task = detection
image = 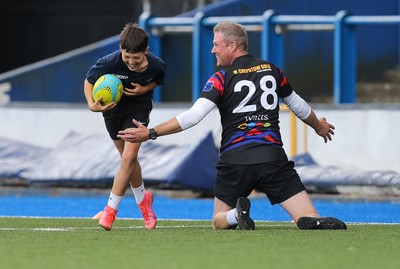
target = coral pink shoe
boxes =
[138,191,157,229]
[98,205,117,231]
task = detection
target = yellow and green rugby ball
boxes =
[92,74,123,105]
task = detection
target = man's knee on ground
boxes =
[212,213,231,230]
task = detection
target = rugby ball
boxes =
[92,74,123,105]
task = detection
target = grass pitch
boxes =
[0,217,398,269]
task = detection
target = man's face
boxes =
[120,47,148,71]
[211,31,231,67]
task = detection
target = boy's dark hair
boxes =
[120,22,149,53]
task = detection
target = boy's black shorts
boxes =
[214,160,306,208]
[104,109,150,140]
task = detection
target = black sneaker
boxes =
[235,197,255,230]
[227,224,238,230]
[297,216,347,230]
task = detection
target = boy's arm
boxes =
[123,81,158,96]
[83,79,95,107]
[83,79,117,112]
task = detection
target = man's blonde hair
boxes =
[213,21,248,51]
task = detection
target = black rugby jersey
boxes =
[200,54,294,165]
[86,50,166,119]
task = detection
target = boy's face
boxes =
[120,47,149,72]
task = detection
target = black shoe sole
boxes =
[297,216,347,230]
[236,197,255,230]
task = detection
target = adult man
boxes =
[117,21,346,230]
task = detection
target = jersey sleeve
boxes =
[176,98,216,130]
[85,55,113,84]
[152,62,166,86]
[199,70,225,104]
[148,53,167,86]
[276,67,294,98]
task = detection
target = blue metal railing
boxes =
[1,10,399,104]
[140,10,400,104]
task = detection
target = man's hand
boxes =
[315,117,335,143]
[117,119,150,143]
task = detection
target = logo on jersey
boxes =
[115,74,129,80]
[203,71,224,94]
[233,64,271,74]
[221,120,282,153]
[244,115,269,121]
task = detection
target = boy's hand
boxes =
[89,97,117,112]
[124,83,146,96]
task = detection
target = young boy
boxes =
[83,22,166,230]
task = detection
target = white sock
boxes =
[107,192,123,210]
[226,208,238,225]
[131,183,146,204]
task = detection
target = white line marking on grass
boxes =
[345,222,400,225]
[0,227,76,231]
[0,223,316,232]
[2,216,400,225]
[1,221,399,232]
[0,216,212,221]
[0,224,212,232]
[128,225,212,229]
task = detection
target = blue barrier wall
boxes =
[0,0,398,103]
[0,36,120,103]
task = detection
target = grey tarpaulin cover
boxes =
[1,133,399,194]
[1,131,219,192]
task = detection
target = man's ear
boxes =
[230,42,238,52]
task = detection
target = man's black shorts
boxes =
[214,160,306,208]
[104,109,150,140]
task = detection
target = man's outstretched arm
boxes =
[283,91,335,143]
[117,98,216,143]
[117,118,183,143]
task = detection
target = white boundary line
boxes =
[1,215,400,225]
[0,221,399,232]
[0,225,212,232]
[0,224,290,232]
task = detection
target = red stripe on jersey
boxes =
[209,72,224,95]
[247,128,262,136]
[265,134,282,145]
[279,70,288,87]
[232,136,244,144]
